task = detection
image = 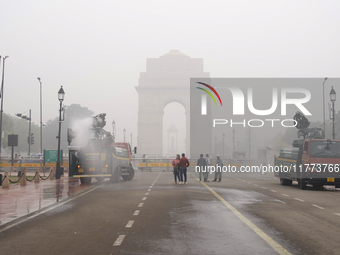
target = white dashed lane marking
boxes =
[334,213,340,216]
[125,220,134,228]
[261,187,267,189]
[142,197,147,200]
[133,210,140,216]
[145,192,149,195]
[282,194,289,197]
[147,189,151,191]
[254,184,258,186]
[149,186,153,188]
[113,235,126,246]
[312,204,325,210]
[138,203,144,207]
[271,190,277,193]
[294,198,304,202]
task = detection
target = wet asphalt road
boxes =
[1,171,340,255]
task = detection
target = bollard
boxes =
[2,172,9,189]
[49,167,55,180]
[34,169,40,183]
[20,168,27,186]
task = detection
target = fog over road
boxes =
[1,171,340,255]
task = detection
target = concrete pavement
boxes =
[0,171,340,254]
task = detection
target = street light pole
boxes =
[0,56,9,160]
[38,77,43,153]
[28,110,31,155]
[56,86,65,180]
[123,128,126,142]
[323,77,328,137]
[330,86,336,139]
[222,133,225,159]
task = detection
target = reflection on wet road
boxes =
[0,178,92,226]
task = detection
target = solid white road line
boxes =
[294,198,304,202]
[113,235,126,246]
[312,204,325,210]
[142,197,147,200]
[133,210,140,216]
[125,220,134,228]
[138,203,144,207]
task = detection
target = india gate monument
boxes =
[136,50,210,157]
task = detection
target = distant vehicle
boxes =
[69,113,135,184]
[21,153,43,164]
[276,112,340,189]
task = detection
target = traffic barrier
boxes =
[34,169,40,183]
[49,168,55,180]
[2,172,9,189]
[20,169,27,186]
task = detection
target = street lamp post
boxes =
[323,77,328,137]
[112,120,115,141]
[38,77,43,153]
[0,56,9,160]
[330,86,336,139]
[56,86,65,180]
[123,128,126,142]
[222,133,225,159]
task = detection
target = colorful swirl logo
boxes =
[196,82,222,106]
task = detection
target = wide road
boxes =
[1,170,340,255]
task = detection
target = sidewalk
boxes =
[0,176,87,227]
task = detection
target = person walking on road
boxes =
[204,154,211,182]
[171,154,181,184]
[178,153,190,184]
[197,154,207,181]
[212,154,223,182]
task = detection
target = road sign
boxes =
[44,150,62,163]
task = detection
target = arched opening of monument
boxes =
[163,102,186,158]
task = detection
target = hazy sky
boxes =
[1,0,339,147]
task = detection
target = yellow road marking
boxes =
[194,175,291,255]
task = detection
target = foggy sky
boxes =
[1,0,340,147]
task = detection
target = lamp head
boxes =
[58,86,65,101]
[330,86,336,102]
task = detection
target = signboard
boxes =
[8,134,18,147]
[44,150,63,163]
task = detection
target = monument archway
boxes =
[136,50,209,157]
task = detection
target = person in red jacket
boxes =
[178,153,190,184]
[171,154,181,184]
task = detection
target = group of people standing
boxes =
[197,154,223,182]
[171,153,223,184]
[171,153,190,184]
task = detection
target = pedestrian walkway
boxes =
[0,177,87,226]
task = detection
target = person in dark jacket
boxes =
[178,153,190,184]
[197,154,207,181]
[212,155,223,182]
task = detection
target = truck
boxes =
[68,113,135,184]
[276,111,340,189]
